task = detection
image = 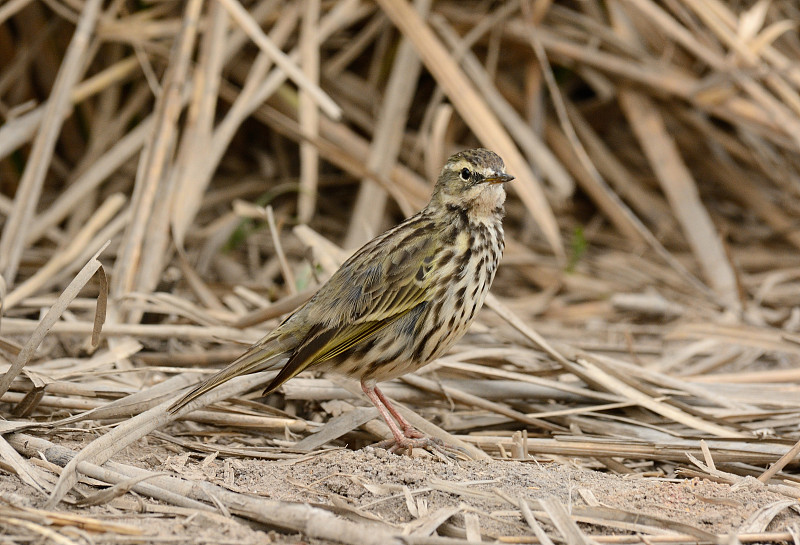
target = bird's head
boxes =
[430,148,514,216]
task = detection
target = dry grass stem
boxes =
[3,0,800,543]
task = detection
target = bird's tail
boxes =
[168,343,288,413]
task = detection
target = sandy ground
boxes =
[2,429,798,544]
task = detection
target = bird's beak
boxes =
[485,173,514,185]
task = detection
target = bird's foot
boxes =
[363,383,469,459]
[375,434,443,454]
[375,431,469,460]
[400,426,426,440]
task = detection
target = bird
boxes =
[169,148,514,452]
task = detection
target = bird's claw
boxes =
[374,433,469,460]
[375,435,442,453]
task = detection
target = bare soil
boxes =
[2,429,798,544]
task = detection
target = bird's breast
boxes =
[410,214,504,363]
[336,212,504,384]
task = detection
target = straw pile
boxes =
[2,0,800,543]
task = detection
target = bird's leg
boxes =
[361,381,410,445]
[361,381,433,452]
[372,384,424,439]
[361,381,466,459]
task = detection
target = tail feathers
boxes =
[168,346,287,413]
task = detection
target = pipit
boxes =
[170,148,513,451]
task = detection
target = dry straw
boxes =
[2,0,800,543]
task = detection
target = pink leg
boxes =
[361,381,408,445]
[361,381,437,453]
[373,385,423,439]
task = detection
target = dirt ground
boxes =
[2,430,799,544]
[4,0,800,543]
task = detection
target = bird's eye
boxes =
[460,168,471,181]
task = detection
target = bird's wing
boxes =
[261,227,440,394]
[170,219,441,411]
[315,219,440,324]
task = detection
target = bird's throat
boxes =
[469,184,506,222]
